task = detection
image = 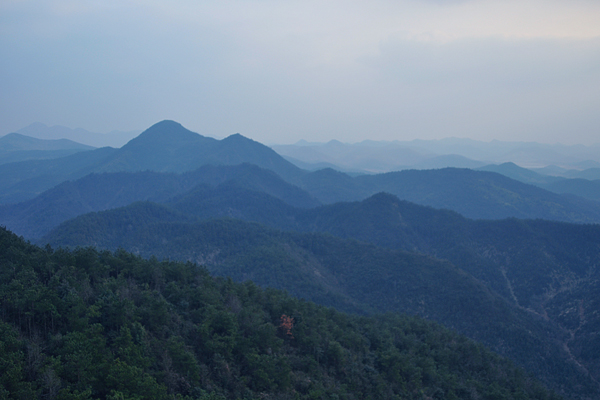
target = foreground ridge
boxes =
[0,227,559,399]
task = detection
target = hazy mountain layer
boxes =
[0,164,319,239]
[3,120,600,225]
[478,163,600,202]
[0,121,306,204]
[0,132,96,165]
[272,138,600,172]
[298,167,600,223]
[96,121,304,182]
[15,121,140,147]
[0,147,118,204]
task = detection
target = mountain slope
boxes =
[478,163,600,202]
[298,167,600,223]
[16,121,140,147]
[0,164,319,239]
[0,147,118,204]
[0,132,91,151]
[0,121,307,204]
[41,203,598,398]
[478,162,563,186]
[0,226,561,399]
[97,121,305,182]
[543,179,600,202]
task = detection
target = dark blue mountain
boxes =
[0,164,319,239]
[0,121,306,204]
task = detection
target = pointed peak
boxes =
[148,120,183,129]
[127,120,202,146]
[223,133,251,141]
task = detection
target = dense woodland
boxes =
[40,200,600,398]
[0,227,560,399]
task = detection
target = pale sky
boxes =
[1,0,599,144]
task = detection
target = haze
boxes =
[1,0,599,145]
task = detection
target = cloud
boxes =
[1,0,599,144]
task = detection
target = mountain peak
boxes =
[124,120,202,148]
[141,120,192,137]
[223,133,252,142]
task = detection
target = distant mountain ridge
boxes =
[298,167,600,223]
[479,162,600,202]
[2,119,600,226]
[8,119,600,398]
[97,121,304,182]
[14,122,140,148]
[0,120,306,204]
[0,132,94,152]
[0,163,319,239]
[272,137,600,173]
[0,132,95,166]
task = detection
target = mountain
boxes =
[410,154,486,169]
[4,120,600,225]
[0,147,118,204]
[533,166,600,180]
[15,122,140,147]
[0,227,561,399]
[272,140,431,173]
[0,133,95,165]
[0,121,306,204]
[273,138,600,172]
[564,168,600,180]
[478,163,600,203]
[477,162,562,186]
[40,195,600,398]
[298,167,600,223]
[542,179,600,202]
[0,132,93,152]
[0,164,319,239]
[279,155,360,174]
[396,138,600,168]
[0,171,190,238]
[97,121,305,182]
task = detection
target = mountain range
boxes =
[13,122,140,148]
[4,119,600,398]
[3,120,600,224]
[479,162,600,203]
[39,189,600,398]
[0,132,94,165]
[273,138,600,173]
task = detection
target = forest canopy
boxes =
[0,227,560,399]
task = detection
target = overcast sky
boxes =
[1,0,599,144]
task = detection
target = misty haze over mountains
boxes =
[3,119,600,398]
[13,122,141,148]
[272,138,600,174]
[3,1,599,397]
[6,121,600,174]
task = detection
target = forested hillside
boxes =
[4,120,600,398]
[41,203,600,398]
[0,227,560,399]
